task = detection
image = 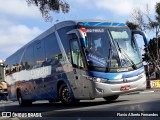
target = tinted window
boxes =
[34,40,45,66]
[58,26,75,52]
[24,45,35,69]
[57,26,75,62]
[44,33,61,59]
[6,49,24,73]
[70,35,84,68]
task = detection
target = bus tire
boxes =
[59,83,79,105]
[103,95,119,101]
[17,90,32,106]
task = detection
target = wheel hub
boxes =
[62,87,70,102]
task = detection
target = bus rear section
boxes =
[5,20,148,105]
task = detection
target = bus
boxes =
[5,20,148,105]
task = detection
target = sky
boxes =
[0,0,160,60]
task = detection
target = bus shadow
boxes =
[2,99,129,113]
[47,100,129,108]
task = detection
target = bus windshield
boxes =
[84,27,142,71]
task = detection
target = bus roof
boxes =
[55,19,126,29]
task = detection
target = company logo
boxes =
[1,112,42,118]
[2,112,11,118]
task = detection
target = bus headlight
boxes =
[93,77,107,83]
[84,75,107,83]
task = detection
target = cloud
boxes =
[95,15,106,20]
[69,0,90,4]
[95,0,160,16]
[0,0,41,19]
[0,18,42,59]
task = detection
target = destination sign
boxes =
[86,29,104,33]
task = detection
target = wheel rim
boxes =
[62,87,71,103]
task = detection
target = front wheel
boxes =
[59,83,79,105]
[103,95,119,101]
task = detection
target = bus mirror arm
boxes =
[132,30,149,45]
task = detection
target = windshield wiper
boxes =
[107,46,113,72]
[116,41,137,69]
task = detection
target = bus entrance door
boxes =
[72,68,94,99]
[69,34,94,99]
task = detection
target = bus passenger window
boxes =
[34,41,45,67]
[70,39,84,68]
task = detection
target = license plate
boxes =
[120,85,131,91]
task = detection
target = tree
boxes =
[126,7,148,31]
[126,3,160,77]
[147,38,160,74]
[26,0,70,21]
[126,21,138,30]
[152,2,160,37]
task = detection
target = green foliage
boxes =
[126,21,138,30]
[142,46,151,62]
[148,3,160,37]
[148,38,158,59]
[148,21,159,28]
[26,0,70,21]
[127,3,160,75]
[156,2,160,22]
[143,38,160,66]
[127,2,160,37]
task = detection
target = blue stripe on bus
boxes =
[78,22,126,27]
[88,67,144,80]
[93,22,105,26]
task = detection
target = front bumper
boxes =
[93,75,146,98]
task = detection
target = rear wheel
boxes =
[59,83,79,105]
[103,95,119,101]
[17,90,32,106]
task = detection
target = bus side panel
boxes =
[19,32,63,101]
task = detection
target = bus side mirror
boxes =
[132,30,149,45]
